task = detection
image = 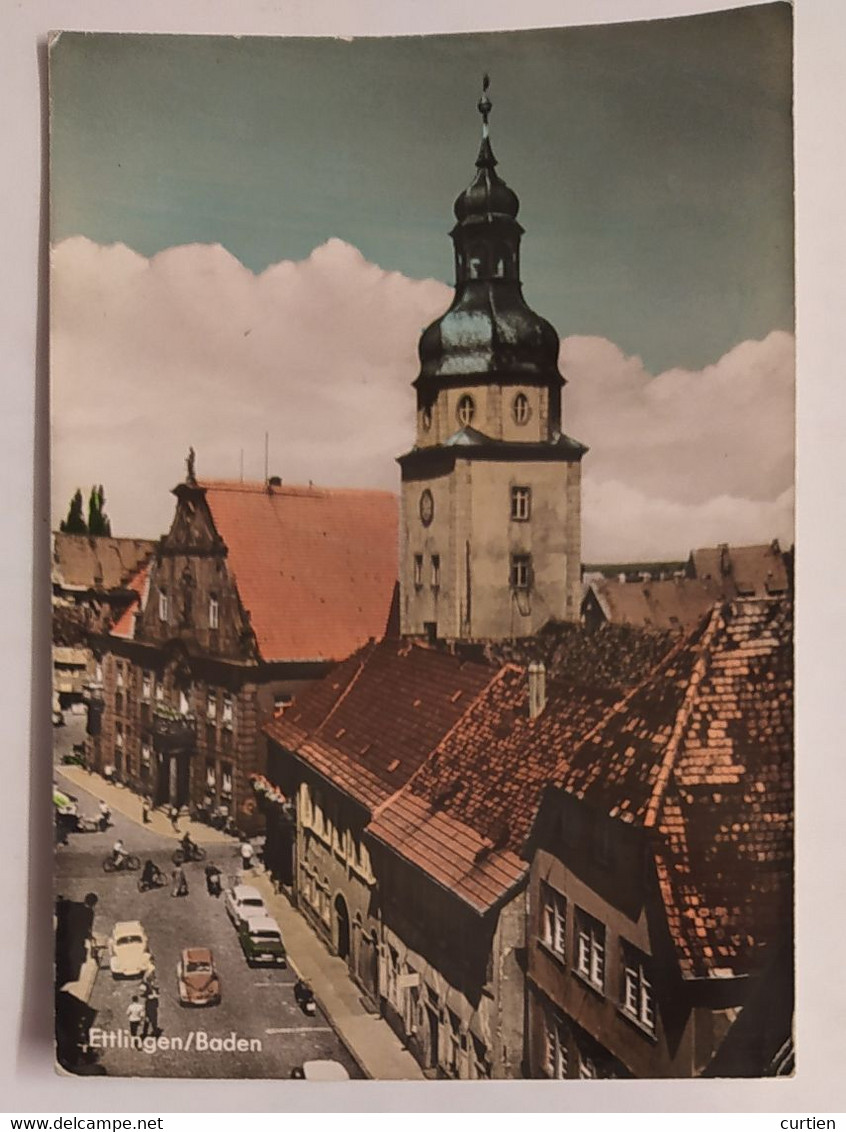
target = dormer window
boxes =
[209,594,219,630]
[456,395,475,427]
[158,588,169,623]
[513,392,531,424]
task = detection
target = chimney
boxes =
[528,661,547,720]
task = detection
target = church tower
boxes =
[398,78,586,642]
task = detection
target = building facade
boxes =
[525,599,793,1078]
[86,474,397,828]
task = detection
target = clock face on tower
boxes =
[419,489,434,527]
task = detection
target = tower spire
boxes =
[478,73,492,140]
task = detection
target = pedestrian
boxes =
[98,800,111,832]
[169,805,179,832]
[205,862,222,898]
[141,796,150,825]
[240,838,254,875]
[143,980,160,1038]
[171,864,188,898]
[127,996,144,1042]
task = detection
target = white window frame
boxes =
[140,741,151,766]
[141,671,152,701]
[207,691,217,721]
[544,1010,568,1079]
[158,589,169,623]
[456,394,475,427]
[209,595,219,630]
[541,883,567,957]
[413,554,423,588]
[513,391,531,425]
[431,554,441,589]
[511,485,531,522]
[115,663,124,689]
[575,908,606,992]
[510,553,532,590]
[222,694,233,727]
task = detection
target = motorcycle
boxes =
[294,977,317,1016]
[102,852,141,873]
[173,841,207,865]
[138,868,167,892]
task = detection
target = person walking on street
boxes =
[240,838,254,875]
[169,805,180,832]
[205,862,222,897]
[141,796,150,824]
[98,800,111,832]
[127,996,144,1042]
[171,864,188,898]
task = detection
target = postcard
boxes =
[50,7,794,1081]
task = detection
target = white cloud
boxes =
[51,236,794,560]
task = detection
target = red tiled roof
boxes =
[52,534,156,591]
[264,639,497,810]
[558,598,793,978]
[109,564,151,640]
[199,480,398,663]
[369,668,620,913]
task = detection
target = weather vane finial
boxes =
[478,73,492,138]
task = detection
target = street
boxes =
[54,715,360,1079]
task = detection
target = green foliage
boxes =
[59,489,87,535]
[88,484,112,536]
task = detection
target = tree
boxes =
[87,485,112,536]
[59,489,87,535]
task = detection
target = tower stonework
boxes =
[398,80,586,643]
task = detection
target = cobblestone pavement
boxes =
[54,722,360,1080]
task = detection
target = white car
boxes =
[299,1060,350,1081]
[224,884,267,928]
[108,920,152,979]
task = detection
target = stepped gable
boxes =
[369,666,621,913]
[264,639,497,811]
[557,599,793,977]
[52,534,156,591]
[199,480,398,664]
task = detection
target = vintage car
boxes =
[176,947,221,1007]
[108,920,152,979]
[224,884,267,929]
[293,1060,351,1081]
[237,913,286,967]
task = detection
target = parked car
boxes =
[292,1060,351,1081]
[224,884,267,928]
[237,913,286,967]
[108,920,152,979]
[176,947,221,1007]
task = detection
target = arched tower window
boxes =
[421,406,432,432]
[457,395,475,427]
[512,392,531,425]
[467,245,485,280]
[493,243,511,279]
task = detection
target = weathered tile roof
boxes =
[488,619,677,689]
[584,576,724,632]
[264,640,497,810]
[558,598,793,978]
[52,534,156,591]
[199,480,398,664]
[369,667,620,913]
[689,541,789,598]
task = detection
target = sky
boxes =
[49,6,794,560]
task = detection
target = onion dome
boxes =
[415,75,563,401]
